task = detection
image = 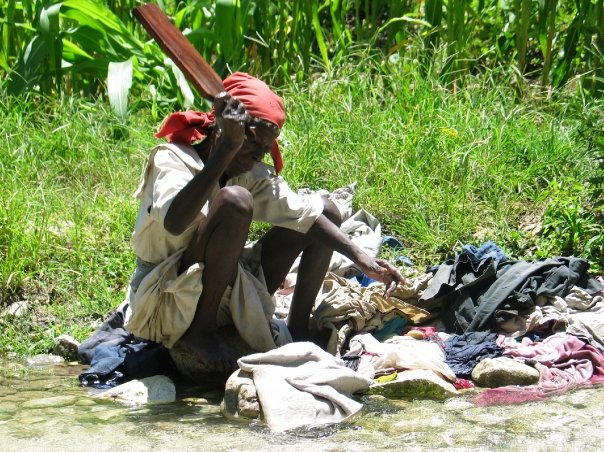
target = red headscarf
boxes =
[155,72,285,174]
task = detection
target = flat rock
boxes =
[95,375,175,405]
[368,369,457,399]
[471,357,540,388]
[21,395,78,409]
[24,354,64,367]
[221,369,261,420]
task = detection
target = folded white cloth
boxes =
[237,342,372,432]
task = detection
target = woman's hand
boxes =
[213,92,247,151]
[358,257,405,298]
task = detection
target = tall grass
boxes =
[1,0,603,110]
[1,55,602,356]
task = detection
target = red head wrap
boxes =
[155,72,285,174]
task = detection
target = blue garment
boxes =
[78,303,171,388]
[79,339,170,389]
[462,241,507,263]
[443,332,503,378]
[354,273,378,287]
[381,235,413,266]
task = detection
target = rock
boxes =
[21,395,78,409]
[368,369,457,399]
[24,354,64,367]
[471,357,540,388]
[3,300,28,317]
[221,369,261,420]
[52,334,80,361]
[95,375,176,405]
[169,325,255,382]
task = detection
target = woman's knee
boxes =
[321,197,342,227]
[214,186,253,219]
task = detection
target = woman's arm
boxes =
[164,93,247,235]
[306,214,405,296]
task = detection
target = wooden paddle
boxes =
[133,3,224,101]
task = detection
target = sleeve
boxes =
[149,149,196,226]
[244,168,324,233]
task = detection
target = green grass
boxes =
[0,58,602,357]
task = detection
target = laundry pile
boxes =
[76,185,604,432]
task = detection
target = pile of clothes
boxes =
[76,189,604,431]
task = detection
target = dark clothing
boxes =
[443,332,503,378]
[421,253,603,334]
[78,304,172,389]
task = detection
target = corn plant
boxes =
[2,0,604,111]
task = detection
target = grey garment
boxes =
[130,257,157,293]
[421,254,603,334]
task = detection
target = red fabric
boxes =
[155,72,285,174]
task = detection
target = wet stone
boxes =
[75,398,97,407]
[18,416,46,425]
[96,375,176,405]
[21,395,78,409]
[368,369,457,399]
[0,402,18,414]
[52,334,80,361]
[443,398,474,411]
[0,386,17,396]
[24,354,64,367]
[471,357,540,387]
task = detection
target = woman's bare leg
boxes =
[259,197,342,342]
[175,186,253,373]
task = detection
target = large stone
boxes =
[52,334,80,361]
[471,357,540,388]
[221,369,261,420]
[367,369,457,400]
[95,375,176,405]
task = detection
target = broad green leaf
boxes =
[61,38,94,61]
[108,58,133,118]
[215,0,238,62]
[7,35,48,94]
[377,15,432,35]
[311,0,330,70]
[425,0,444,27]
[65,26,109,56]
[62,0,124,35]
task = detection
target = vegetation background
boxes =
[0,0,603,357]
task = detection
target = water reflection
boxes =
[1,358,604,451]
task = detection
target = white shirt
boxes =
[131,143,324,263]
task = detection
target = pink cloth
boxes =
[474,333,604,406]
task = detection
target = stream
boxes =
[1,357,604,451]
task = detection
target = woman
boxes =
[124,72,403,376]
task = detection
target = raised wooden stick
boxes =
[133,3,224,101]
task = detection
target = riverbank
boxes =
[1,64,602,356]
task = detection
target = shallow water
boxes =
[1,359,604,452]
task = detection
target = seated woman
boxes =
[124,72,403,378]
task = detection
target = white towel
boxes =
[237,342,372,432]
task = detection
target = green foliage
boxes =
[536,179,604,266]
[1,0,604,114]
[0,3,602,357]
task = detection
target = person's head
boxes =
[155,72,286,174]
[221,72,285,177]
[224,116,280,178]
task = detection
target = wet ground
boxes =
[1,358,604,451]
